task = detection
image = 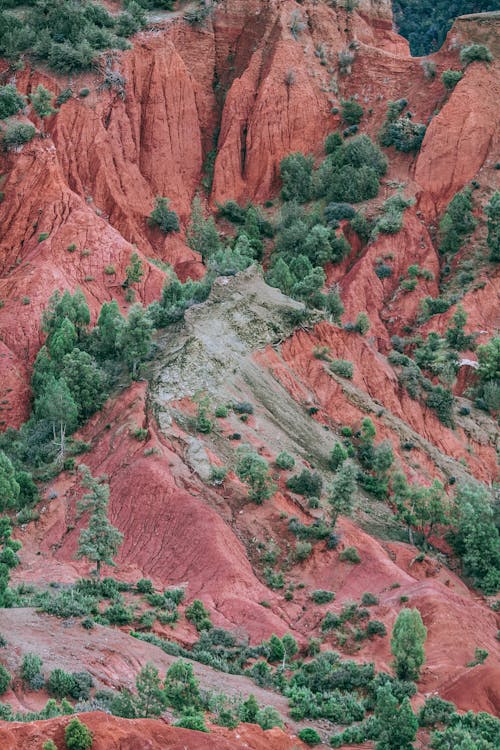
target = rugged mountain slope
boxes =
[0,0,499,747]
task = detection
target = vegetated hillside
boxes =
[0,0,499,748]
[392,0,500,55]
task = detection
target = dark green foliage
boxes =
[324,202,356,224]
[329,442,347,471]
[339,546,361,563]
[21,653,43,688]
[0,517,22,607]
[328,460,357,528]
[441,69,463,91]
[280,152,314,203]
[0,84,26,119]
[275,451,295,470]
[298,727,321,745]
[64,717,93,750]
[366,620,387,638]
[361,592,379,606]
[2,121,36,149]
[311,589,335,604]
[164,659,201,711]
[439,187,476,254]
[315,135,386,204]
[460,44,493,66]
[255,705,283,729]
[47,669,93,701]
[77,465,123,581]
[186,599,211,632]
[0,0,145,74]
[391,608,427,681]
[286,469,322,498]
[445,305,475,351]
[452,483,500,594]
[374,683,418,750]
[392,1,498,56]
[485,191,500,261]
[325,131,343,154]
[239,694,259,722]
[341,99,364,125]
[174,710,208,732]
[374,194,414,236]
[117,303,152,378]
[0,663,11,694]
[187,196,221,260]
[148,197,180,234]
[0,451,19,512]
[418,696,456,727]
[149,271,212,327]
[236,448,274,504]
[380,103,426,153]
[330,358,354,378]
[425,385,454,427]
[135,662,167,717]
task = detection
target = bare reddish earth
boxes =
[0,713,305,750]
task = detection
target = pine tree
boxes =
[34,377,78,461]
[76,466,123,580]
[30,84,56,133]
[61,348,108,421]
[92,300,124,360]
[375,683,417,750]
[327,460,357,528]
[391,608,427,681]
[0,451,20,512]
[187,195,221,260]
[48,317,77,362]
[485,191,500,262]
[135,662,167,718]
[124,251,144,288]
[265,257,296,295]
[163,660,200,711]
[236,448,274,504]
[0,517,22,606]
[117,303,153,378]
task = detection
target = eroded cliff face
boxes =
[0,0,499,739]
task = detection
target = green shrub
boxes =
[214,404,228,418]
[286,469,323,497]
[21,653,43,688]
[236,448,274,504]
[174,709,208,732]
[2,121,36,149]
[136,578,154,594]
[366,620,387,637]
[311,589,335,604]
[298,727,322,745]
[325,131,343,154]
[361,592,379,606]
[460,44,493,66]
[280,152,314,203]
[295,541,313,561]
[341,99,363,125]
[148,196,179,234]
[441,69,463,90]
[105,603,134,625]
[65,718,93,750]
[186,599,211,632]
[485,191,500,262]
[339,546,361,563]
[0,84,26,119]
[418,695,456,727]
[380,115,426,152]
[439,187,476,254]
[330,358,354,378]
[0,663,11,694]
[42,742,58,750]
[275,451,295,470]
[255,705,284,730]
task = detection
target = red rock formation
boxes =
[0,713,305,750]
